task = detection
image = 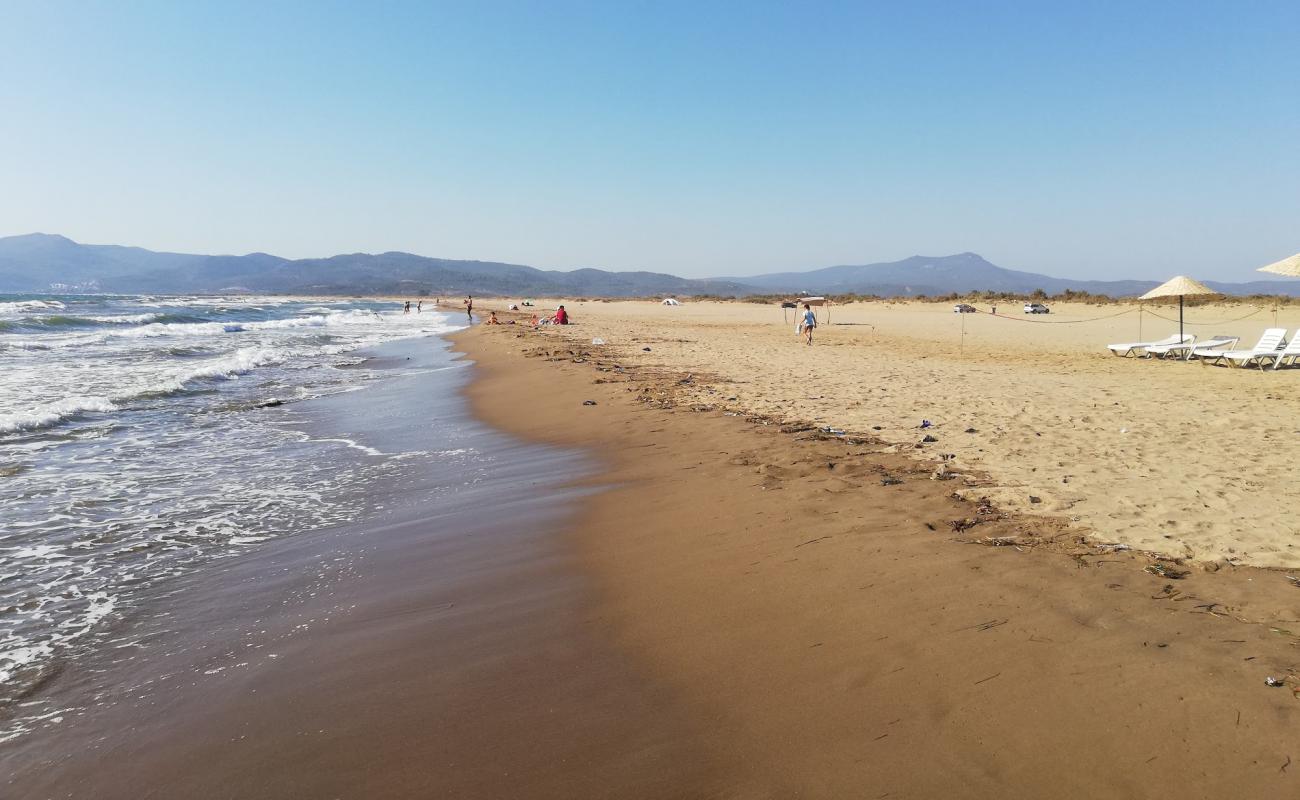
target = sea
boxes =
[0,294,467,741]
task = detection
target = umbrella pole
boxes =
[1179,295,1184,341]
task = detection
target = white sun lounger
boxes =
[1198,328,1287,370]
[1107,333,1192,358]
[1148,335,1238,361]
[1261,329,1300,370]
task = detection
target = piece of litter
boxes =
[642,347,651,351]
[1265,676,1286,687]
[921,434,937,443]
[582,400,597,406]
[920,420,932,429]
[591,338,605,345]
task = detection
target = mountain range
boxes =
[1,233,1296,298]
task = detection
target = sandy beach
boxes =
[459,313,1300,796]
[484,298,1300,569]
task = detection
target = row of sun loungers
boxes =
[1108,329,1300,370]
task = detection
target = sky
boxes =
[2,1,1297,282]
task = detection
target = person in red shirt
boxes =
[553,305,569,325]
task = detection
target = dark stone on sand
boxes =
[921,434,937,443]
[583,400,597,406]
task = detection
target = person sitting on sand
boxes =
[798,303,816,345]
[486,311,500,325]
[553,305,569,325]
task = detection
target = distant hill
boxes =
[725,252,1300,297]
[2,234,1296,298]
[0,234,751,297]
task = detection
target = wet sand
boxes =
[2,336,718,798]
[460,321,1300,798]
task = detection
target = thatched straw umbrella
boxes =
[1256,253,1300,277]
[1139,276,1218,341]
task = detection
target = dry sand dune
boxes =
[500,299,1300,568]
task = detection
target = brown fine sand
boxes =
[458,316,1300,797]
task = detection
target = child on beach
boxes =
[798,303,816,345]
[487,311,500,324]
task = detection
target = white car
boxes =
[1023,302,1050,314]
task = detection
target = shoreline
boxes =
[3,332,718,798]
[454,322,1300,796]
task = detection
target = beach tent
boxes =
[797,296,830,324]
[1256,253,1300,277]
[1139,276,1218,341]
[662,298,681,305]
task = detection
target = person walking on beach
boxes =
[403,300,411,314]
[466,296,473,321]
[799,303,817,345]
[417,300,422,313]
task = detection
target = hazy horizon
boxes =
[3,1,1297,282]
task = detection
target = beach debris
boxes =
[964,427,977,433]
[930,465,955,481]
[794,535,833,549]
[881,475,902,486]
[950,518,977,533]
[1286,575,1300,588]
[255,398,285,408]
[591,337,605,345]
[582,400,597,406]
[871,425,883,430]
[642,346,652,351]
[1028,495,1042,504]
[1144,563,1189,580]
[920,419,933,429]
[921,434,938,443]
[1265,676,1287,687]
[821,426,846,436]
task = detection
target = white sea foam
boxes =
[0,296,468,732]
[87,313,165,325]
[0,396,117,434]
[0,300,65,314]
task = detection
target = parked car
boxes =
[953,303,976,313]
[1023,302,1050,314]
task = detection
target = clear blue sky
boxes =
[2,0,1297,281]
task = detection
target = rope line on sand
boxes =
[1141,306,1267,325]
[976,308,1138,325]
